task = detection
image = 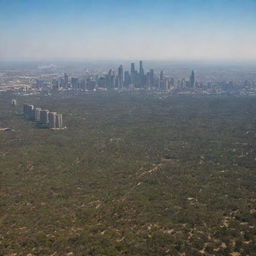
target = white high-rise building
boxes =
[49,112,57,128]
[56,113,63,128]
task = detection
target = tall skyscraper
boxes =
[130,63,136,86]
[80,79,86,90]
[118,65,124,89]
[139,60,145,87]
[146,72,150,89]
[71,77,79,90]
[190,70,195,88]
[107,69,115,89]
[160,70,164,81]
[64,73,68,87]
[60,78,65,88]
[149,69,154,88]
[181,78,186,88]
[131,63,135,74]
[139,60,144,76]
[170,77,174,87]
[52,79,59,90]
[124,71,131,88]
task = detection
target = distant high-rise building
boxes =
[170,77,174,86]
[71,77,79,90]
[64,73,68,87]
[87,79,96,90]
[23,104,27,114]
[118,65,124,89]
[146,72,151,89]
[56,113,63,128]
[181,78,186,88]
[149,69,154,88]
[114,76,119,89]
[23,104,34,120]
[49,112,57,128]
[52,79,59,90]
[40,110,49,124]
[139,60,145,87]
[11,99,17,106]
[59,78,64,88]
[23,104,28,117]
[159,79,166,90]
[130,63,137,86]
[106,69,115,89]
[80,79,86,90]
[139,60,144,76]
[97,77,106,88]
[160,70,164,81]
[190,70,195,88]
[35,79,45,89]
[124,71,131,88]
[34,108,41,122]
[164,79,169,91]
[131,63,135,74]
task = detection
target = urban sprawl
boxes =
[1,61,256,95]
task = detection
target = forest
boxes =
[1,92,256,256]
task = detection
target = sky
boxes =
[0,0,256,61]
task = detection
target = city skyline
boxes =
[1,0,256,61]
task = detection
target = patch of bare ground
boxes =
[139,163,163,177]
[120,160,166,202]
[161,229,175,234]
[116,237,125,242]
[214,242,227,252]
[198,242,209,254]
[222,216,231,227]
[88,199,101,209]
[230,252,240,256]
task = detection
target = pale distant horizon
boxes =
[1,58,256,65]
[1,0,256,62]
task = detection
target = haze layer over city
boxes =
[1,1,256,256]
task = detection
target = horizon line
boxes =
[1,58,256,63]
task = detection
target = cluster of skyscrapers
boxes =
[23,104,63,129]
[49,61,196,92]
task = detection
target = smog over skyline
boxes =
[1,0,256,61]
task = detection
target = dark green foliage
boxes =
[1,92,256,255]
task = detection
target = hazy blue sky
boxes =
[0,0,256,61]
